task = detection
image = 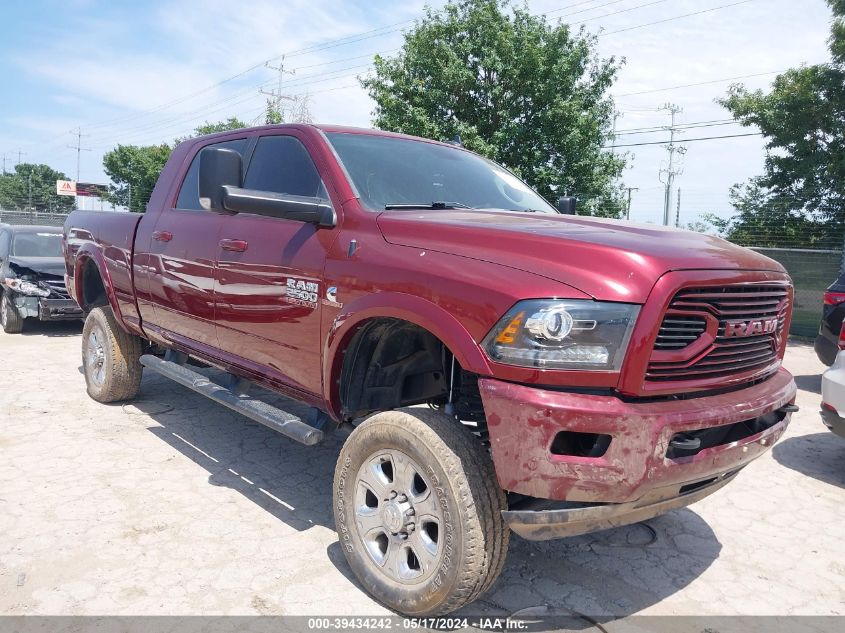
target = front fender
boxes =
[322,291,494,416]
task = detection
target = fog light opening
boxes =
[550,431,612,458]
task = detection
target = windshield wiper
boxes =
[383,201,474,210]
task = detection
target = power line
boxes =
[600,0,756,36]
[571,0,674,24]
[615,119,740,135]
[608,131,761,148]
[615,69,783,97]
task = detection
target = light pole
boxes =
[28,173,33,220]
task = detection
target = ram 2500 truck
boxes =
[63,124,797,616]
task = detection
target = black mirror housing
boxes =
[222,188,337,228]
[557,196,577,215]
[199,147,243,210]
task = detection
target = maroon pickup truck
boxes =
[63,124,797,616]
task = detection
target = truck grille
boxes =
[647,284,789,382]
[43,277,70,298]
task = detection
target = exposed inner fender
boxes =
[340,318,448,420]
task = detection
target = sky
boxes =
[0,0,834,222]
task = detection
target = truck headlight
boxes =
[1,278,51,298]
[482,300,640,370]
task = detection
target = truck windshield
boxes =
[12,232,63,257]
[326,132,556,214]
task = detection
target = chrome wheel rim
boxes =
[354,449,444,584]
[85,327,106,386]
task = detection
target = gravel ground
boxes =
[0,321,843,618]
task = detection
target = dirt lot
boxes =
[1,322,843,618]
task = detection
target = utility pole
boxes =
[68,127,91,183]
[260,56,296,123]
[610,110,621,154]
[658,103,686,226]
[625,187,638,220]
[28,173,33,220]
[15,149,26,167]
[1,152,7,174]
[675,188,682,228]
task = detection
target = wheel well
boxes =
[80,259,108,311]
[339,318,449,420]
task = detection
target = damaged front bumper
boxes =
[479,369,797,540]
[12,294,83,321]
[503,469,739,540]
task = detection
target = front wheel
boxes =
[1,293,23,334]
[333,408,509,616]
[81,306,143,403]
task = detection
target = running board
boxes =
[139,354,324,446]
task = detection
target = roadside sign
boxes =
[56,180,76,196]
[76,182,107,197]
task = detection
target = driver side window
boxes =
[244,135,327,199]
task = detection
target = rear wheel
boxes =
[333,408,509,616]
[81,306,143,403]
[1,293,23,334]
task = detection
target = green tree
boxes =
[189,117,248,137]
[361,0,626,216]
[718,0,845,246]
[103,118,247,212]
[265,99,284,124]
[0,163,75,213]
[102,143,172,213]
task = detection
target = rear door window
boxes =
[176,138,248,210]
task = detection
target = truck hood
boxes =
[7,256,66,278]
[376,210,785,303]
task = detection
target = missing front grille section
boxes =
[551,431,612,458]
[666,408,787,459]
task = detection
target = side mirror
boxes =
[557,196,577,215]
[222,189,336,228]
[199,147,243,210]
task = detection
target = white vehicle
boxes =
[821,350,845,438]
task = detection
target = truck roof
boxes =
[185,123,459,149]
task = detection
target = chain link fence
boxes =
[748,247,841,338]
[0,209,69,228]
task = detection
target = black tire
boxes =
[333,408,509,616]
[1,293,24,334]
[81,306,143,403]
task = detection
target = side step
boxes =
[139,354,324,446]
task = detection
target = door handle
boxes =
[152,230,172,242]
[219,238,248,252]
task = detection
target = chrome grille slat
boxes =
[653,315,706,351]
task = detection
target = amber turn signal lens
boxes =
[495,311,525,344]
